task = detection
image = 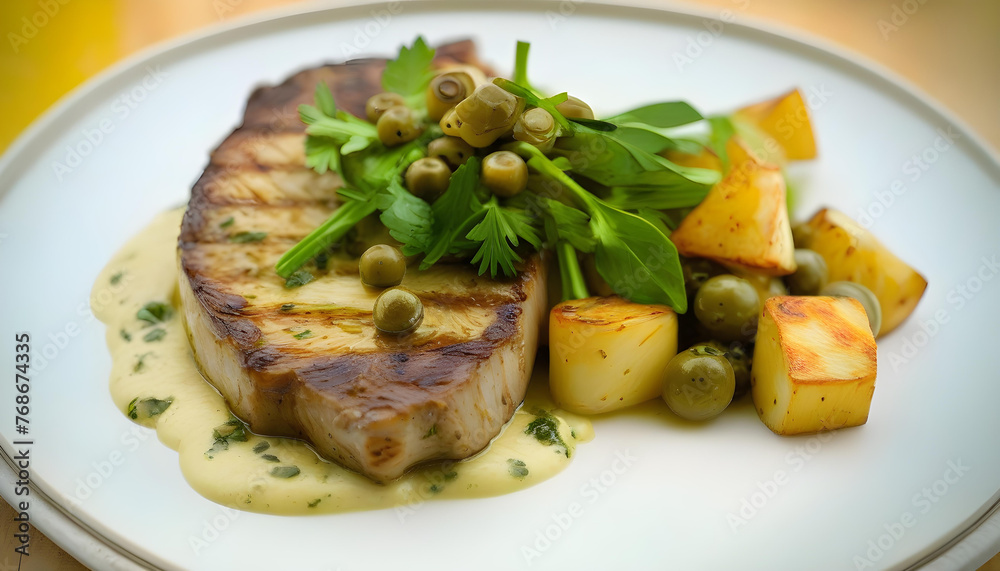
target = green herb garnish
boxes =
[284,269,314,289]
[137,302,173,325]
[270,466,300,479]
[524,410,570,458]
[120,329,132,342]
[293,329,314,340]
[261,454,280,463]
[219,216,235,228]
[308,499,322,508]
[229,231,267,243]
[127,397,173,420]
[507,458,528,479]
[110,272,124,285]
[252,441,270,454]
[143,328,166,342]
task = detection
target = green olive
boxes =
[554,95,594,120]
[681,257,726,298]
[692,341,752,398]
[426,71,476,121]
[694,275,761,341]
[376,106,421,147]
[821,281,882,335]
[454,84,524,147]
[662,346,735,421]
[427,136,474,169]
[359,244,406,288]
[404,157,452,201]
[513,108,557,151]
[481,151,528,197]
[786,249,828,295]
[791,222,814,248]
[365,92,405,123]
[372,287,424,335]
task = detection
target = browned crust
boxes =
[177,40,541,480]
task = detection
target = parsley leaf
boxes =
[420,158,486,269]
[377,177,434,255]
[284,269,315,288]
[137,302,172,325]
[382,36,436,101]
[466,200,542,278]
[605,101,703,128]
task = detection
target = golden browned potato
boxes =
[732,88,818,161]
[549,296,677,414]
[752,296,877,435]
[670,138,797,276]
[795,208,927,335]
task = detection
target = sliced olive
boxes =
[454,84,524,147]
[359,244,406,288]
[662,346,735,421]
[376,106,421,147]
[694,275,761,342]
[373,288,424,335]
[404,157,451,201]
[786,249,828,295]
[481,151,528,198]
[365,92,405,123]
[426,71,476,121]
[821,281,882,335]
[513,107,556,151]
[554,95,594,120]
[427,136,474,169]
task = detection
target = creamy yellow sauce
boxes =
[92,209,593,515]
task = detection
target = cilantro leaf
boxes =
[466,200,542,278]
[382,36,436,100]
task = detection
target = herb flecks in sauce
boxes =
[525,410,570,458]
[252,441,270,454]
[284,269,314,289]
[127,397,173,420]
[271,466,301,479]
[137,302,173,325]
[507,459,529,479]
[143,328,167,342]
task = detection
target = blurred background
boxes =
[1,0,998,568]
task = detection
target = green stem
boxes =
[509,142,598,212]
[274,199,376,278]
[557,241,589,301]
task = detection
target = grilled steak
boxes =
[178,41,547,482]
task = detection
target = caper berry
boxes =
[662,346,735,421]
[554,95,594,120]
[426,71,476,121]
[365,92,405,123]
[694,275,761,341]
[372,287,424,335]
[821,281,882,335]
[427,136,474,169]
[481,151,528,197]
[454,83,524,147]
[376,106,421,147]
[439,107,463,137]
[359,244,406,288]
[513,107,557,151]
[786,249,828,295]
[404,157,452,201]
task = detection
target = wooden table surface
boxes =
[1,0,997,569]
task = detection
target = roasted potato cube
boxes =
[670,138,797,275]
[733,88,818,161]
[549,296,677,414]
[752,296,877,435]
[796,208,927,335]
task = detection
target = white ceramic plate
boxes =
[2,1,999,569]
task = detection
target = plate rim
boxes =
[1,1,999,569]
